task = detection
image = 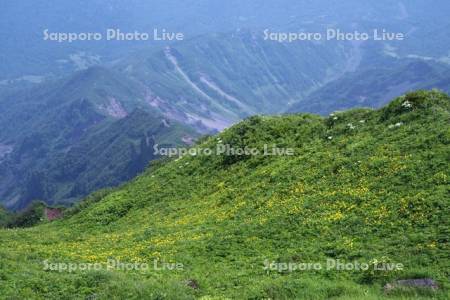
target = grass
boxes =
[0,90,449,299]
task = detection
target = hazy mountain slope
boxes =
[0,91,448,299]
[2,0,449,88]
[117,32,355,129]
[0,67,145,142]
[0,67,198,209]
[288,60,450,115]
[117,31,450,122]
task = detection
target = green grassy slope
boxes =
[0,90,449,299]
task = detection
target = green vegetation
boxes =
[4,201,47,228]
[0,205,11,227]
[1,201,65,228]
[0,91,449,299]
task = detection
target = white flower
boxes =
[359,120,365,123]
[333,116,338,120]
[347,123,355,130]
[388,122,403,129]
[327,136,333,140]
[401,100,412,109]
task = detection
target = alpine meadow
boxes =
[0,1,449,299]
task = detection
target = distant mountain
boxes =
[115,31,450,122]
[1,0,449,86]
[0,67,198,210]
[115,32,355,130]
[288,60,450,114]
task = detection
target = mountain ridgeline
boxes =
[0,67,198,209]
[288,59,450,115]
[0,91,448,298]
[1,0,450,83]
